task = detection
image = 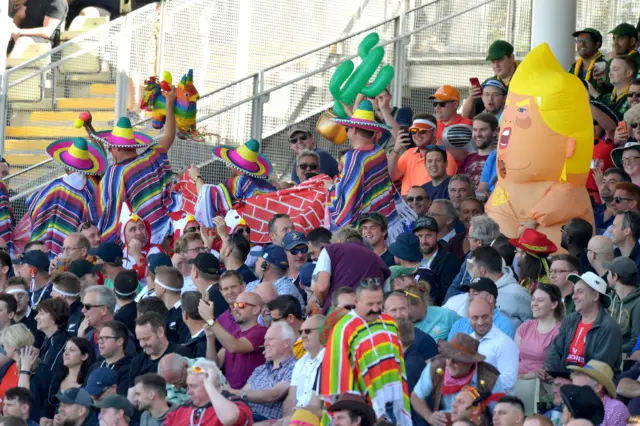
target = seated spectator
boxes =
[411,333,504,425]
[388,233,435,284]
[604,183,640,243]
[445,214,500,302]
[601,55,636,120]
[87,320,131,395]
[611,211,640,278]
[228,322,297,423]
[413,215,461,305]
[154,266,189,344]
[43,337,95,419]
[285,314,325,416]
[136,252,172,302]
[569,28,609,93]
[36,298,69,372]
[515,284,563,379]
[327,393,376,426]
[617,358,640,414]
[405,282,460,342]
[7,0,67,59]
[387,266,417,292]
[493,396,525,426]
[2,387,38,426]
[112,270,138,337]
[397,317,429,395]
[430,85,472,167]
[201,270,245,335]
[287,126,338,184]
[180,291,206,358]
[13,250,51,309]
[306,227,332,262]
[428,199,459,244]
[60,233,91,266]
[6,278,43,348]
[447,198,484,261]
[404,186,431,217]
[448,175,474,211]
[92,394,134,426]
[593,168,630,233]
[466,298,518,394]
[560,384,605,425]
[92,242,127,291]
[330,287,356,311]
[389,113,437,195]
[461,115,499,187]
[422,146,452,201]
[0,293,16,349]
[67,260,101,296]
[569,359,629,425]
[449,385,489,426]
[157,353,192,407]
[0,324,52,422]
[134,373,170,426]
[294,150,321,183]
[83,368,119,403]
[50,272,84,336]
[384,291,438,359]
[358,212,395,268]
[128,313,191,389]
[462,79,508,122]
[173,232,207,291]
[543,272,622,376]
[586,235,614,280]
[218,234,257,286]
[561,219,594,275]
[447,277,516,338]
[77,222,101,249]
[511,229,556,293]
[267,295,304,358]
[52,388,98,426]
[281,231,311,291]
[204,291,266,389]
[616,96,640,146]
[606,257,640,355]
[548,254,581,315]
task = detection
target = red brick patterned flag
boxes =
[174,171,198,215]
[236,175,330,244]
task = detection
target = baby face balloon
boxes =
[496,43,593,187]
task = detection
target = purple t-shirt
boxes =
[458,152,489,188]
[224,324,267,389]
[217,309,240,335]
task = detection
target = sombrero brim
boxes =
[611,144,640,168]
[212,145,272,179]
[331,117,391,132]
[591,100,619,127]
[567,365,616,398]
[436,343,485,364]
[46,138,107,175]
[508,237,557,256]
[93,130,154,148]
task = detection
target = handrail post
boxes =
[114,12,132,119]
[251,71,268,143]
[391,0,409,108]
[0,0,8,156]
[155,0,167,76]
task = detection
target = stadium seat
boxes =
[6,44,51,103]
[61,16,110,41]
[515,377,540,416]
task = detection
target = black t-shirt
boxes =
[114,301,138,337]
[20,310,45,348]
[21,0,67,35]
[165,306,190,344]
[207,284,229,319]
[235,264,258,284]
[380,250,396,268]
[128,342,191,388]
[183,331,207,358]
[67,299,84,337]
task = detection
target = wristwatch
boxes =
[206,318,215,327]
[240,391,248,401]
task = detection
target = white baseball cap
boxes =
[567,272,610,308]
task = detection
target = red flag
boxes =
[174,171,198,215]
[236,176,329,244]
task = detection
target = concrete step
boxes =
[5,139,51,152]
[6,126,88,139]
[28,110,113,124]
[90,84,116,95]
[57,97,115,110]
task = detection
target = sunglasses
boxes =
[192,365,205,374]
[289,246,309,255]
[632,123,640,129]
[233,228,249,236]
[629,92,640,99]
[426,144,446,152]
[298,163,319,171]
[342,304,356,310]
[614,196,634,203]
[405,196,426,203]
[78,222,95,230]
[231,301,255,309]
[410,128,431,134]
[289,135,309,144]
[300,327,319,335]
[83,303,105,310]
[0,247,8,253]
[433,101,453,107]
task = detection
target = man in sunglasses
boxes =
[295,150,321,183]
[603,182,640,238]
[389,114,437,195]
[282,232,311,295]
[569,28,611,96]
[287,126,338,184]
[404,186,431,216]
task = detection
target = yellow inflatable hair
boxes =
[509,43,593,184]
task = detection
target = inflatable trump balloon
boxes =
[485,43,594,247]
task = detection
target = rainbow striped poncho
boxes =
[0,181,14,250]
[194,175,275,228]
[26,173,99,257]
[328,145,415,243]
[319,311,411,426]
[98,146,175,244]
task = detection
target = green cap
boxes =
[572,28,603,44]
[486,40,514,61]
[609,23,637,38]
[388,265,418,282]
[93,395,134,418]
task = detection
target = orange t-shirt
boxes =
[565,320,593,367]
[0,362,18,402]
[436,114,473,176]
[394,147,430,195]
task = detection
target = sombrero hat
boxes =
[327,394,376,426]
[331,100,391,132]
[94,117,154,148]
[212,139,272,179]
[611,141,640,168]
[509,228,557,256]
[437,333,486,364]
[46,137,107,175]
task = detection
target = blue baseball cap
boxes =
[481,78,507,94]
[89,242,123,264]
[388,232,422,263]
[282,231,308,251]
[67,259,102,278]
[147,252,172,275]
[260,244,289,269]
[299,262,315,287]
[83,368,118,396]
[14,250,50,272]
[54,388,93,407]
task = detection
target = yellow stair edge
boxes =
[3,154,50,165]
[5,139,51,151]
[29,111,113,123]
[57,98,115,109]
[90,84,116,95]
[6,126,88,138]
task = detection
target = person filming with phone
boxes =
[389,113,438,196]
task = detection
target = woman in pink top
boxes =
[515,284,564,378]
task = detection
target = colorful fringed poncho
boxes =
[328,145,415,243]
[98,146,176,244]
[0,181,14,251]
[194,175,275,228]
[27,173,99,257]
[319,311,412,426]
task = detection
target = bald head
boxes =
[587,236,614,262]
[469,297,492,314]
[158,353,188,385]
[254,283,276,305]
[236,291,264,307]
[468,297,493,338]
[566,420,595,426]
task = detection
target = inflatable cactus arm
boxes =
[328,32,395,118]
[175,69,200,139]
